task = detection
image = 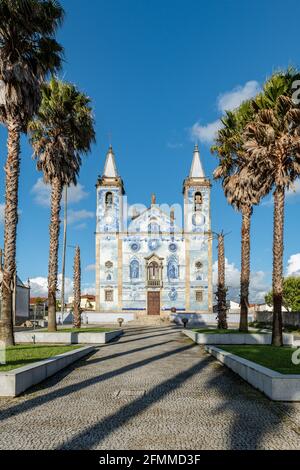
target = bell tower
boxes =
[183,145,213,313]
[95,145,125,312]
[183,144,211,233]
[96,145,125,234]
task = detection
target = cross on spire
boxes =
[190,144,205,178]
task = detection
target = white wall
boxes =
[15,286,29,319]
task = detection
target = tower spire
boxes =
[103,145,118,178]
[190,143,205,178]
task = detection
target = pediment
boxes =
[128,205,181,232]
[144,253,164,262]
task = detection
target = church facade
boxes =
[95,145,213,316]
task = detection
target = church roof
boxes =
[190,144,205,178]
[103,145,118,178]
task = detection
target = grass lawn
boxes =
[249,321,300,336]
[220,345,300,374]
[192,328,266,334]
[55,327,115,333]
[0,344,81,372]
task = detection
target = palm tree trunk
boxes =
[239,206,252,332]
[48,177,62,332]
[216,233,228,329]
[272,186,284,346]
[73,246,81,329]
[0,119,22,346]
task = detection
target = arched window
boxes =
[130,259,140,279]
[105,192,113,209]
[194,192,202,211]
[148,261,159,280]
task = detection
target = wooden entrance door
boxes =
[147,291,160,315]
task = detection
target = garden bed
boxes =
[183,329,294,345]
[192,328,266,334]
[0,344,80,372]
[218,345,300,374]
[53,327,114,333]
[14,329,123,344]
[0,345,95,397]
[205,345,300,401]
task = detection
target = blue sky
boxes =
[1,0,300,301]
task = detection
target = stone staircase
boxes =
[128,315,171,326]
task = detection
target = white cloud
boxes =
[261,179,300,207]
[191,120,223,145]
[29,274,73,298]
[286,253,300,277]
[217,80,261,113]
[73,223,87,230]
[31,178,88,207]
[29,277,48,297]
[85,264,96,272]
[261,196,273,207]
[191,80,261,145]
[213,258,269,303]
[68,209,94,225]
[82,283,96,295]
[287,179,300,198]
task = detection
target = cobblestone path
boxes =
[0,326,300,450]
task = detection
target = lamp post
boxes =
[61,186,67,324]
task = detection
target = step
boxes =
[128,316,170,326]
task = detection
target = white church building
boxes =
[95,144,213,317]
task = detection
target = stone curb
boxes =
[14,329,123,344]
[182,329,294,345]
[0,345,95,397]
[205,345,300,402]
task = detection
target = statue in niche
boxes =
[130,260,139,279]
[169,288,177,301]
[168,261,178,280]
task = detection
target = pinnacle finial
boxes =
[103,145,118,177]
[190,144,205,178]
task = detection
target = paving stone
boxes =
[0,326,299,450]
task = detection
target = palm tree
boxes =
[212,101,262,332]
[243,70,300,345]
[216,232,228,329]
[0,0,64,346]
[29,77,95,332]
[73,246,81,329]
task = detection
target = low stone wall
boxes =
[0,346,95,397]
[81,313,135,324]
[205,345,300,401]
[254,311,300,328]
[171,313,254,326]
[182,329,294,346]
[14,329,123,344]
